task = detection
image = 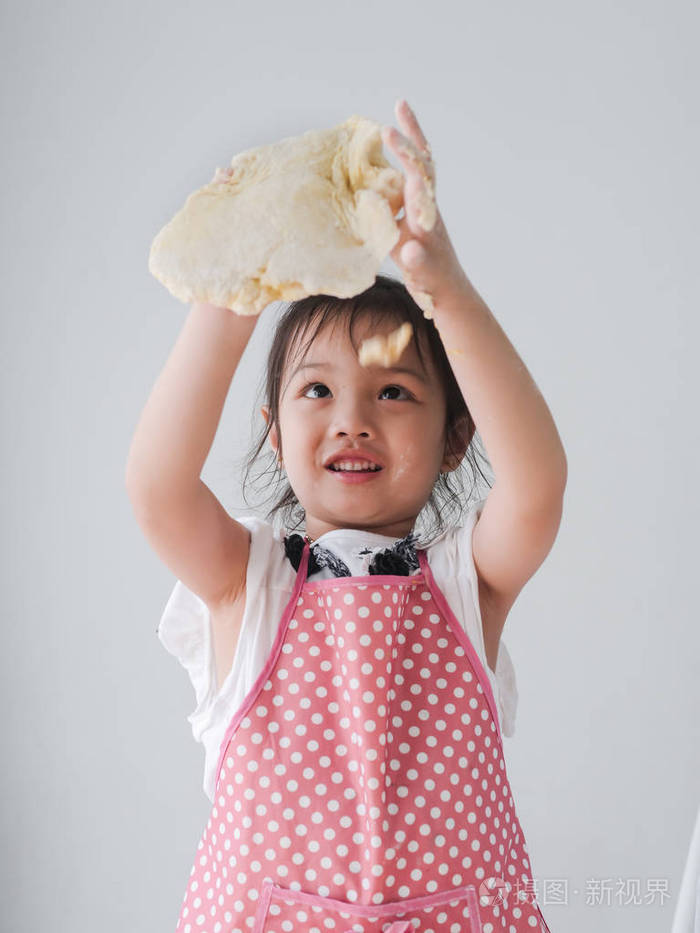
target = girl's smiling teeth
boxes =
[328,460,382,472]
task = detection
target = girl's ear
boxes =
[261,406,281,459]
[440,413,475,473]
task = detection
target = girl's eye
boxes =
[379,385,411,401]
[301,383,411,401]
[303,383,331,398]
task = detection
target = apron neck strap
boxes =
[298,539,311,584]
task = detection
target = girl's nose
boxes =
[333,416,372,439]
[331,399,374,438]
[336,427,370,438]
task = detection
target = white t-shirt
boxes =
[157,498,518,802]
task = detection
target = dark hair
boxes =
[240,274,492,541]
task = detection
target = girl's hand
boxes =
[382,100,469,316]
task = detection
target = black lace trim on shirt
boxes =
[283,532,419,577]
[369,532,420,576]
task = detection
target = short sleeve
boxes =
[155,514,282,744]
[156,577,214,738]
[156,514,298,800]
[492,641,518,737]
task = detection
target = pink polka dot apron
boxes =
[175,543,552,933]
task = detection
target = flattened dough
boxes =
[148,115,404,316]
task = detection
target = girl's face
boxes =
[266,314,457,541]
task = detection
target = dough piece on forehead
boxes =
[358,322,413,368]
[148,115,404,316]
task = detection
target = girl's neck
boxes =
[303,522,417,545]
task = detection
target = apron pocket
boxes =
[253,878,482,933]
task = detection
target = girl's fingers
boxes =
[394,99,432,159]
[382,126,436,196]
[382,109,438,236]
[383,136,437,233]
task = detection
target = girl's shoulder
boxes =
[155,513,294,677]
[236,513,296,588]
[422,496,487,558]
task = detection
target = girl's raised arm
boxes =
[125,301,259,608]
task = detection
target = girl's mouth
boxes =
[325,464,384,484]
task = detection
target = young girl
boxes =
[127,100,566,933]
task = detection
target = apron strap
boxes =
[417,548,504,749]
[298,540,311,585]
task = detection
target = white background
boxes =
[2,1,698,930]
